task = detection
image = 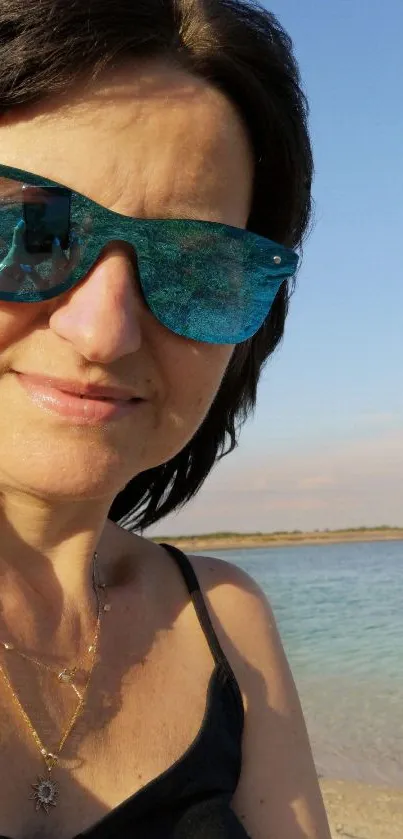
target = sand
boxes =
[320,779,403,839]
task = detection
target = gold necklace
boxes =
[0,551,110,814]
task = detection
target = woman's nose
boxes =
[48,246,144,363]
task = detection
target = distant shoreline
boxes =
[152,528,403,552]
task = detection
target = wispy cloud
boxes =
[296,475,336,490]
[148,428,403,536]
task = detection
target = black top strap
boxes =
[159,543,231,671]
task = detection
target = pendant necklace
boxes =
[0,551,110,813]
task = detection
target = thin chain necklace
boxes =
[0,551,110,814]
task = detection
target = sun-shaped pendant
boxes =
[30,775,59,813]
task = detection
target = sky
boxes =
[147,0,403,538]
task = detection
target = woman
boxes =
[0,1,331,837]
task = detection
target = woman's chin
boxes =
[0,447,141,505]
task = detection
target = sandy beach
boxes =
[320,778,403,839]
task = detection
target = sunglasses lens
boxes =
[0,175,91,300]
[138,222,292,343]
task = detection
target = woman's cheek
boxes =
[163,342,234,435]
[0,306,38,351]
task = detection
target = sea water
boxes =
[196,540,403,787]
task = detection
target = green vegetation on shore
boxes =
[152,525,403,545]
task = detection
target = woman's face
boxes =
[0,60,254,506]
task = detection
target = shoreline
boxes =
[320,777,403,838]
[153,529,403,552]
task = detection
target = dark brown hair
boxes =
[0,0,313,530]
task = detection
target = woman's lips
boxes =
[15,372,143,425]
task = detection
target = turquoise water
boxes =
[197,540,403,787]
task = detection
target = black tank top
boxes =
[0,544,251,839]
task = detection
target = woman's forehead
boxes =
[0,60,253,225]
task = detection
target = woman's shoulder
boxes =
[187,551,331,839]
[184,550,282,704]
[187,551,278,656]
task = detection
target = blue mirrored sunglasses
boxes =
[0,163,299,344]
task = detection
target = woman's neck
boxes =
[0,498,117,660]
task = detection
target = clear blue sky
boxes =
[148,0,403,537]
